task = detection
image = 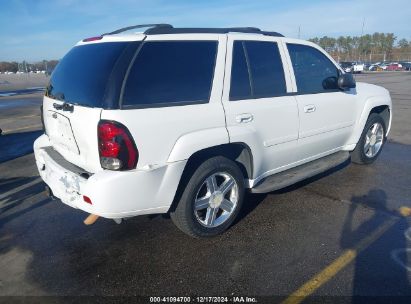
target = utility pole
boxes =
[360,18,365,36]
[43,60,48,74]
[359,18,365,61]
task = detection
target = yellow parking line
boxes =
[281,217,398,304]
[2,124,42,134]
[399,206,411,217]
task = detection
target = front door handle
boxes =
[236,113,254,124]
[304,105,316,113]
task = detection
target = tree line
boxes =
[0,60,59,73]
[308,33,411,62]
[1,33,411,73]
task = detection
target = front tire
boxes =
[170,156,245,238]
[351,113,386,164]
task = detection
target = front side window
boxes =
[122,41,217,107]
[230,41,286,101]
[287,44,339,94]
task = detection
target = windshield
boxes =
[46,42,131,107]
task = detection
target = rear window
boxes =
[46,42,131,107]
[122,41,217,107]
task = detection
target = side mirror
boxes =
[338,73,356,90]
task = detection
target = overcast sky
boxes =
[1,0,410,61]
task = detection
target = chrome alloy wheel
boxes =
[364,122,384,158]
[193,172,239,228]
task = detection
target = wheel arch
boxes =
[181,142,253,182]
[369,105,390,133]
[345,96,392,150]
[168,143,253,212]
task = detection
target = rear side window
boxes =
[122,41,217,107]
[230,42,252,100]
[246,41,287,98]
[46,42,131,107]
[287,44,339,94]
[230,41,286,101]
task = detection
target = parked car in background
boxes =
[340,62,364,73]
[369,64,379,71]
[369,62,382,71]
[352,61,365,73]
[386,63,403,71]
[340,62,353,73]
[400,62,411,71]
[380,63,390,70]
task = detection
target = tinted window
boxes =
[47,42,131,107]
[245,41,286,98]
[230,41,252,100]
[230,41,286,101]
[122,41,217,107]
[287,44,339,94]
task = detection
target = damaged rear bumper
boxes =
[34,134,186,219]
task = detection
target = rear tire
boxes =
[351,113,386,164]
[170,156,245,238]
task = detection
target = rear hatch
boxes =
[43,38,141,173]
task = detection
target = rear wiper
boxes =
[51,91,65,101]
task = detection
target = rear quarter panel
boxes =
[101,103,228,169]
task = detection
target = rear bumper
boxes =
[34,134,186,219]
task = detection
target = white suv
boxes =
[34,24,392,237]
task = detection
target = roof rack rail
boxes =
[102,24,284,37]
[102,24,173,36]
[144,26,284,37]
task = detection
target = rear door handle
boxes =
[236,113,254,124]
[303,105,316,113]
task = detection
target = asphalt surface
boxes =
[0,87,45,97]
[0,72,411,302]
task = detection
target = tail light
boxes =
[98,120,138,170]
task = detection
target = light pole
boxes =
[359,18,365,62]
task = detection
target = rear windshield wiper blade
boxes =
[47,91,66,102]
